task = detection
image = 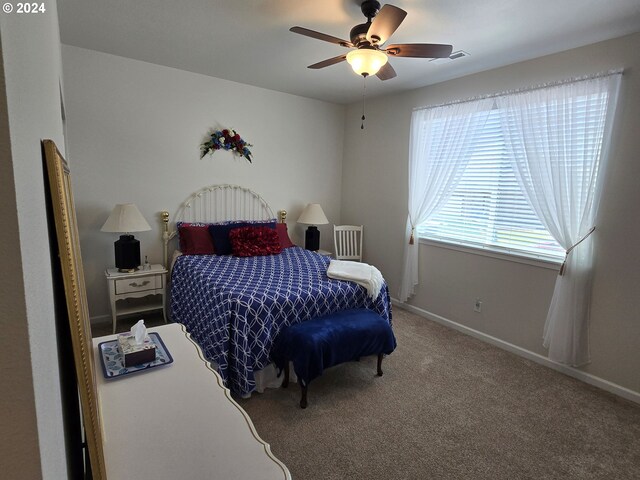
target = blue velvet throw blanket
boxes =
[271,309,397,387]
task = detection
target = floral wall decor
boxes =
[200,128,253,163]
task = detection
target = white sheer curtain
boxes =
[399,99,494,302]
[497,73,621,366]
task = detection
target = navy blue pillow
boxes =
[208,221,275,255]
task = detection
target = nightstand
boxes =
[105,264,168,334]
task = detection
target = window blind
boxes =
[417,108,565,261]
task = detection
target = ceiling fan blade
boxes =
[366,4,407,46]
[290,26,353,47]
[376,62,397,81]
[308,54,348,69]
[385,43,453,58]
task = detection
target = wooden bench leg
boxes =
[377,353,384,377]
[300,384,308,409]
[282,362,290,388]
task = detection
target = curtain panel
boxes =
[497,73,621,366]
[399,99,493,302]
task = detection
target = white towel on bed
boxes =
[327,260,384,300]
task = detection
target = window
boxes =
[417,107,566,261]
[403,73,621,362]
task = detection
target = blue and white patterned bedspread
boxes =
[170,246,392,397]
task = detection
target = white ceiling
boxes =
[57,0,640,105]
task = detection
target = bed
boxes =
[162,184,392,397]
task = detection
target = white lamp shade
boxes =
[297,203,329,225]
[101,203,151,233]
[346,48,388,76]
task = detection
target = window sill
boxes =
[418,237,562,271]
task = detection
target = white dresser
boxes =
[93,323,290,480]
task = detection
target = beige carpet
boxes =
[239,308,640,480]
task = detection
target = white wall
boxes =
[0,2,69,478]
[61,45,346,320]
[342,32,640,396]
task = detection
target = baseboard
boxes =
[392,298,640,405]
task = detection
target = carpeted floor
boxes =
[238,308,640,480]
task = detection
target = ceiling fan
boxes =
[290,0,453,80]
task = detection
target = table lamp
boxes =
[101,203,151,272]
[297,203,329,251]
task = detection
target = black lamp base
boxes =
[304,226,320,251]
[114,234,141,272]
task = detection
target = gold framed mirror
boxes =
[44,139,107,479]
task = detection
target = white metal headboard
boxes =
[161,184,286,267]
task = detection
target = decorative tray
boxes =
[98,332,173,379]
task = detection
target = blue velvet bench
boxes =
[271,308,396,408]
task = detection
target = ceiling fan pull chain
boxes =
[361,74,367,130]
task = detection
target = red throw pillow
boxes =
[178,224,216,255]
[208,220,275,255]
[275,223,295,248]
[229,226,283,257]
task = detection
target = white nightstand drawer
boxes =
[115,275,161,295]
[106,264,168,334]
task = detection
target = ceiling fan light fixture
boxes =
[346,48,388,76]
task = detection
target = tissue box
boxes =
[117,332,157,367]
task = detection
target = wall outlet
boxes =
[474,298,482,313]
